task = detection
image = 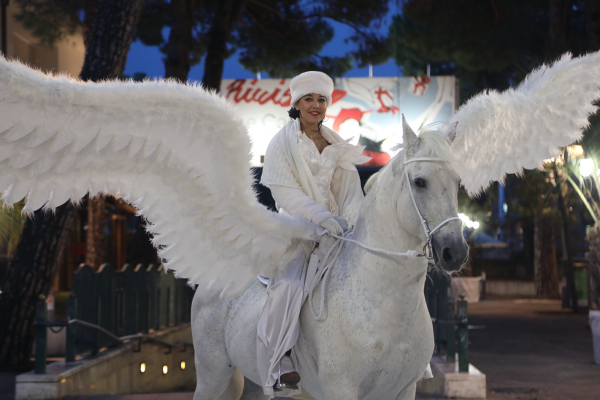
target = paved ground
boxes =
[462,298,599,400]
[2,298,598,399]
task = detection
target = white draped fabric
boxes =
[257,120,369,397]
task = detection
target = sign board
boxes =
[221,76,456,167]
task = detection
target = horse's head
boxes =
[375,117,468,272]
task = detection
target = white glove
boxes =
[320,217,343,235]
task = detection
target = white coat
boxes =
[257,119,370,397]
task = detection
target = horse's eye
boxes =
[414,178,427,188]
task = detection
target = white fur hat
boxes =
[290,71,334,106]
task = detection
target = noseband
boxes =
[403,157,461,259]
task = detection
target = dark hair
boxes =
[287,106,325,131]
[288,106,300,119]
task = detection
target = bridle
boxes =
[403,157,461,259]
[329,156,462,261]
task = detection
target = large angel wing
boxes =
[0,57,317,296]
[450,51,600,195]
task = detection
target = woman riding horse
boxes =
[258,71,370,397]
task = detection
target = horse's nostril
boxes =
[442,247,453,263]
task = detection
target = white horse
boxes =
[191,121,469,400]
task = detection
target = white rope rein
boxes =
[331,231,420,258]
[308,237,345,320]
[307,156,462,320]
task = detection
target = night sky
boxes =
[124,9,402,82]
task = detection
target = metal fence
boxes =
[35,263,195,373]
[424,267,469,372]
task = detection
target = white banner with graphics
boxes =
[221,76,456,167]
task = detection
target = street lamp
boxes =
[580,158,594,177]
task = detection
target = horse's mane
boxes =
[416,123,455,164]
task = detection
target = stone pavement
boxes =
[2,298,598,399]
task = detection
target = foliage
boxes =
[136,0,390,79]
[15,0,391,85]
[0,202,24,256]
[13,0,85,46]
[389,0,591,102]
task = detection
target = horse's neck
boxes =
[343,180,428,302]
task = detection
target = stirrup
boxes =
[274,356,299,392]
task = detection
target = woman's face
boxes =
[295,93,328,127]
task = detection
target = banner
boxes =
[221,76,456,167]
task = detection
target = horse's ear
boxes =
[402,114,420,158]
[447,121,458,144]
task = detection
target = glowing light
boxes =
[162,365,168,375]
[568,145,585,158]
[458,213,480,230]
[140,363,146,373]
[580,158,594,177]
[503,203,508,213]
[180,361,186,370]
[61,379,66,383]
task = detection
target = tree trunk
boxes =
[86,196,105,270]
[81,0,145,272]
[586,223,600,309]
[585,0,600,51]
[534,212,561,299]
[555,177,579,312]
[201,0,247,92]
[549,0,569,46]
[164,0,197,82]
[0,205,75,369]
[80,0,145,81]
[83,0,100,48]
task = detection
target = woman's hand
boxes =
[320,217,343,235]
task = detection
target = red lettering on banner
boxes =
[279,89,291,107]
[241,88,254,103]
[259,88,281,105]
[225,80,245,102]
[224,79,293,107]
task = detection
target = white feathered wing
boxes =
[450,52,600,195]
[0,57,317,295]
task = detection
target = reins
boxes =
[330,156,461,260]
[308,156,462,320]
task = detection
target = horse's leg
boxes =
[240,377,270,400]
[192,290,242,400]
[394,382,416,400]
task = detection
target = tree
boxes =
[0,0,145,369]
[389,0,590,101]
[137,0,391,89]
[391,0,598,310]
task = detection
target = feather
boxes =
[0,56,317,295]
[451,52,600,195]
